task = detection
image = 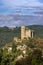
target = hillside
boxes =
[27,25,43,38]
[0,25,43,47]
[0,26,20,47]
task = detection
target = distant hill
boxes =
[27,25,43,38]
[0,25,43,47]
[0,26,20,47]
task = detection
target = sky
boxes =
[0,0,43,15]
[0,0,43,27]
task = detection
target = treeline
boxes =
[0,25,43,47]
[0,26,20,47]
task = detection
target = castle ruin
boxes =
[21,26,34,40]
[14,26,34,42]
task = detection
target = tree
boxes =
[12,41,17,53]
[0,48,3,64]
[31,49,42,65]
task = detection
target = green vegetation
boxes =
[0,25,43,47]
[0,24,43,65]
[0,38,43,65]
[0,26,20,47]
[27,25,43,38]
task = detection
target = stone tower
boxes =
[21,26,25,40]
[21,26,34,40]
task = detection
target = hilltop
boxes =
[0,25,43,47]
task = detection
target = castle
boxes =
[14,26,34,42]
[21,26,34,40]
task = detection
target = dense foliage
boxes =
[0,38,43,65]
[0,25,43,47]
[0,26,20,47]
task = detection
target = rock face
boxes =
[17,55,23,60]
[17,44,27,51]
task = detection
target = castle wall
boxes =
[21,26,34,40]
[26,30,31,38]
